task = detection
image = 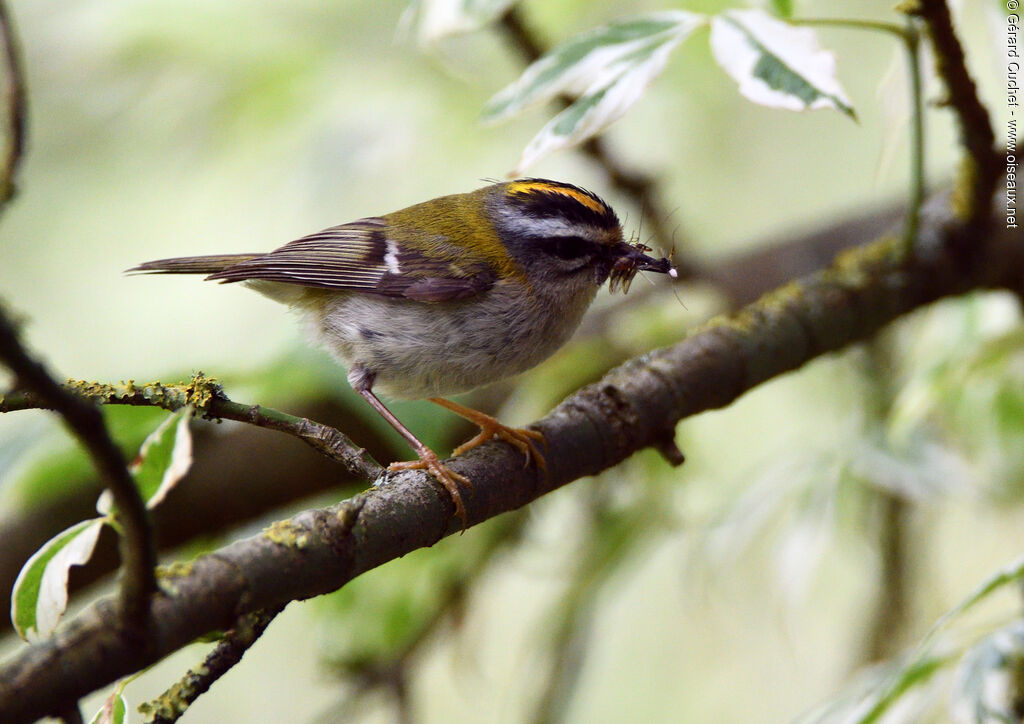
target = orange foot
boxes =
[389,448,472,527]
[430,398,548,476]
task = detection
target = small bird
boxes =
[131,179,676,525]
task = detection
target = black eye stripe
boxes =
[546,236,597,260]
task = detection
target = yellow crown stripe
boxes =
[506,180,607,214]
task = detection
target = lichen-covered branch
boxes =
[140,607,283,724]
[0,189,1018,723]
[1,374,384,481]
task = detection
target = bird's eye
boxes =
[547,236,594,260]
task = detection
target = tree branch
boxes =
[0,0,25,212]
[1,375,384,481]
[909,0,1001,228]
[140,606,283,723]
[0,188,1018,722]
[0,308,157,627]
[0,0,158,644]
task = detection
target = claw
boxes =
[451,419,547,474]
[389,449,471,528]
[359,386,548,530]
[430,397,548,477]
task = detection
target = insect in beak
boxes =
[607,241,676,293]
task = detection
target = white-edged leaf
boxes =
[399,0,519,45]
[11,517,105,641]
[88,688,128,724]
[95,488,114,517]
[130,407,193,510]
[510,44,673,173]
[710,9,855,118]
[484,11,703,122]
[484,11,703,173]
[951,621,1024,724]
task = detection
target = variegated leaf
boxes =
[11,518,105,641]
[134,406,193,509]
[97,407,194,517]
[710,9,855,118]
[484,11,704,123]
[484,11,704,173]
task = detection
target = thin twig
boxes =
[0,308,156,624]
[0,0,25,211]
[794,17,909,37]
[0,375,384,480]
[223,399,383,479]
[909,0,1000,229]
[140,607,283,723]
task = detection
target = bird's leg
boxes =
[351,374,470,526]
[428,397,547,475]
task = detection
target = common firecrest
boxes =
[132,179,676,525]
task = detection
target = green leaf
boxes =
[485,11,703,122]
[710,9,855,118]
[136,407,193,509]
[11,518,105,641]
[769,0,795,19]
[97,407,193,515]
[483,11,704,172]
[88,688,128,724]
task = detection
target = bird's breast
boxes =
[304,279,598,399]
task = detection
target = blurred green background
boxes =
[1,0,1022,722]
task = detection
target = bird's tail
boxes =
[126,254,262,277]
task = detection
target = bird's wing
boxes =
[206,217,496,302]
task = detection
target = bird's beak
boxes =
[606,242,678,292]
[613,241,677,275]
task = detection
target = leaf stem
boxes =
[902,18,925,249]
[795,17,926,250]
[793,18,911,40]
